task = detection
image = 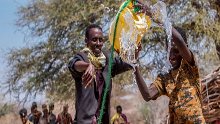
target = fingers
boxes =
[83,68,92,80]
[133,1,152,16]
[82,74,93,88]
[85,77,94,88]
[137,43,142,50]
[82,63,95,88]
[133,2,145,13]
[134,2,143,8]
[136,0,150,10]
[135,43,142,59]
[83,63,95,80]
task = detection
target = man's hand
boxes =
[82,63,95,88]
[133,1,164,26]
[135,44,142,60]
[133,1,152,17]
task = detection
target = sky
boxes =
[0,0,27,80]
[0,0,46,104]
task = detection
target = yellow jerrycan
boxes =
[109,0,151,55]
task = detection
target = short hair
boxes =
[32,101,37,107]
[116,105,122,110]
[19,108,27,117]
[85,24,102,39]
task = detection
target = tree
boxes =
[4,0,220,102]
[5,0,122,102]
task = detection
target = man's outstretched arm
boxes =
[69,54,95,88]
[74,61,90,72]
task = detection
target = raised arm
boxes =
[134,66,159,101]
[134,1,193,64]
[172,27,193,64]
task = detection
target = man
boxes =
[39,104,49,124]
[68,24,132,123]
[56,104,73,124]
[48,102,56,124]
[134,26,206,123]
[19,108,33,124]
[28,102,42,124]
[111,105,129,124]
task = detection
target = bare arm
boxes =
[74,61,90,72]
[74,61,95,88]
[135,2,193,64]
[134,66,159,102]
[172,28,193,64]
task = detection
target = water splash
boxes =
[119,11,148,64]
[119,10,150,86]
[151,1,172,71]
[132,68,138,87]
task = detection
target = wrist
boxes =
[133,66,140,75]
[132,60,140,71]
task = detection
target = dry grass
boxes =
[0,112,21,124]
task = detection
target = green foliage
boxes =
[0,103,15,117]
[6,0,124,102]
[4,0,220,102]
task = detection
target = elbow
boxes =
[143,92,158,102]
[143,96,151,102]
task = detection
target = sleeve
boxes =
[111,114,118,124]
[68,53,85,78]
[153,74,167,95]
[111,57,133,77]
[121,113,128,123]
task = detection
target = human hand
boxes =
[82,63,95,88]
[135,43,142,60]
[133,0,152,16]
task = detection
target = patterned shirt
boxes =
[153,59,205,124]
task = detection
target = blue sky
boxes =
[0,1,46,104]
[0,0,27,81]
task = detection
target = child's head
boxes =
[116,105,122,114]
[168,27,188,69]
[19,108,27,124]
